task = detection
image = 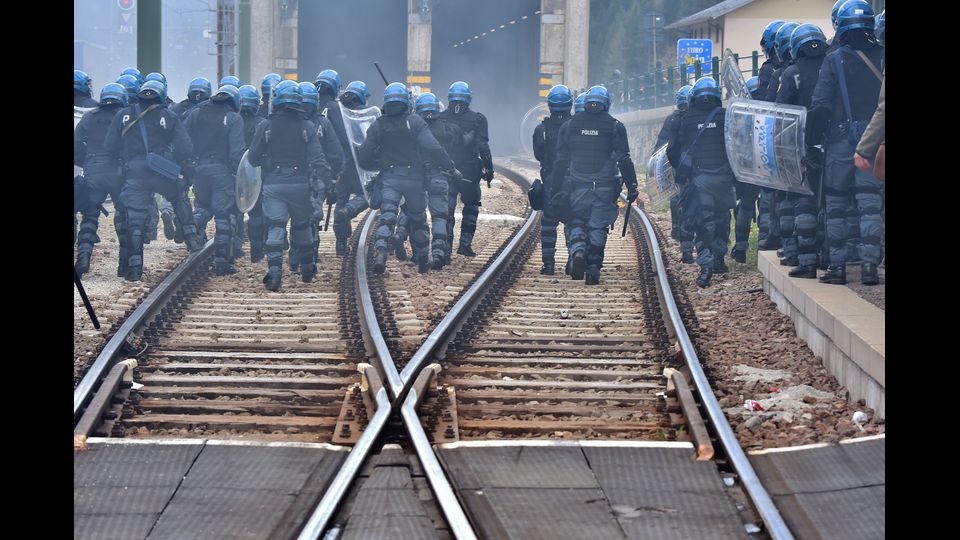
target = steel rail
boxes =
[73,240,214,421]
[632,204,795,540]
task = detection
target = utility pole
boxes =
[137,0,161,74]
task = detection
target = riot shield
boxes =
[644,144,679,207]
[235,149,262,212]
[722,49,750,100]
[724,97,811,195]
[74,106,94,178]
[339,103,382,200]
[519,103,549,157]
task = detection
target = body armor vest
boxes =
[567,112,616,175]
[193,101,231,163]
[378,115,419,168]
[266,113,308,167]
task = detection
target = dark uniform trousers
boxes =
[262,167,315,276]
[671,193,694,256]
[823,138,883,266]
[733,181,759,254]
[333,170,370,242]
[376,167,429,256]
[247,196,266,259]
[121,160,199,270]
[393,173,449,263]
[76,157,129,272]
[686,171,736,270]
[192,161,238,267]
[446,178,481,252]
[567,175,620,271]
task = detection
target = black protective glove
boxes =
[326,177,339,204]
[446,168,464,183]
[482,167,494,187]
[627,188,639,204]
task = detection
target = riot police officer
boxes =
[806,0,884,286]
[238,85,267,262]
[219,75,240,89]
[104,80,204,281]
[745,76,761,99]
[184,85,246,275]
[257,73,283,120]
[170,77,212,119]
[756,21,784,251]
[533,85,574,275]
[329,80,373,257]
[75,83,128,276]
[552,85,639,285]
[416,92,466,269]
[731,80,762,263]
[769,21,801,265]
[667,77,735,288]
[777,23,829,279]
[757,21,784,98]
[439,81,494,258]
[74,70,98,108]
[357,83,459,274]
[247,81,331,291]
[144,73,174,107]
[297,81,345,272]
[656,85,695,263]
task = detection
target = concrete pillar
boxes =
[539,0,590,97]
[407,0,432,94]
[137,0,161,74]
[249,0,274,82]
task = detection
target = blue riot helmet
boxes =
[676,85,693,110]
[583,85,610,113]
[138,80,167,103]
[790,24,827,59]
[546,84,573,113]
[211,85,241,111]
[761,20,785,54]
[383,82,410,115]
[315,69,341,96]
[121,67,143,85]
[832,0,846,30]
[574,93,586,113]
[238,85,260,114]
[745,77,760,98]
[74,70,92,94]
[145,72,166,86]
[875,10,885,46]
[299,82,320,112]
[99,82,128,107]
[415,92,441,118]
[836,0,874,38]
[271,79,302,109]
[774,22,799,63]
[261,73,282,98]
[691,77,721,103]
[188,77,213,101]
[117,74,141,103]
[219,75,240,89]
[341,81,370,108]
[448,81,472,105]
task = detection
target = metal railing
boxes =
[600,50,769,112]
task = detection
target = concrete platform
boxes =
[757,252,884,419]
[437,441,751,540]
[749,434,885,540]
[74,438,348,540]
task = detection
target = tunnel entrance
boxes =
[298,1,407,102]
[431,0,541,156]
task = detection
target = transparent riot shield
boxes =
[644,144,679,207]
[722,49,750,100]
[724,97,812,196]
[235,149,262,212]
[340,103,382,200]
[74,106,94,177]
[519,103,549,157]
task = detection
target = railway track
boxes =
[74,162,793,539]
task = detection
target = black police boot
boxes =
[757,237,781,251]
[124,265,143,282]
[457,244,476,257]
[432,254,445,270]
[696,267,712,288]
[570,250,586,280]
[681,250,694,264]
[173,224,185,244]
[540,260,555,275]
[584,267,600,285]
[789,265,818,279]
[117,263,126,278]
[730,248,746,264]
[714,258,729,274]
[75,253,91,276]
[392,234,408,261]
[861,262,879,286]
[776,249,784,258]
[185,235,204,253]
[263,268,282,292]
[214,262,236,276]
[161,210,176,240]
[418,254,430,274]
[373,248,388,275]
[565,258,572,276]
[779,255,799,267]
[335,236,347,257]
[250,245,264,263]
[93,233,101,244]
[818,265,846,284]
[301,263,317,283]
[289,254,300,273]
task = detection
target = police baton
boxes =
[374,63,390,86]
[324,202,333,231]
[74,268,101,330]
[621,199,632,238]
